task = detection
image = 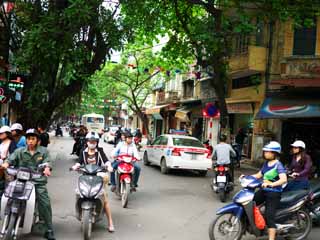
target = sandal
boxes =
[108,224,115,232]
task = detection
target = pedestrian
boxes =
[0,126,17,195]
[2,129,56,240]
[38,125,50,147]
[249,141,287,240]
[212,134,236,182]
[284,140,312,191]
[114,127,122,147]
[235,128,246,161]
[1,113,8,126]
[11,123,26,148]
[71,132,115,232]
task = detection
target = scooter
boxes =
[309,180,320,225]
[211,164,233,202]
[70,164,106,240]
[114,154,138,208]
[0,166,45,240]
[209,175,313,240]
[55,127,63,137]
[231,143,241,168]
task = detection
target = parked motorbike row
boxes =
[209,175,320,240]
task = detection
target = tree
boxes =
[121,0,320,131]
[92,49,169,138]
[4,0,130,127]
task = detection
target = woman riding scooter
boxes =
[249,141,287,240]
[71,132,115,232]
[285,140,312,191]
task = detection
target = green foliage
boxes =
[8,0,130,126]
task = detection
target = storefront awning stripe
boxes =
[256,97,320,119]
[145,104,169,115]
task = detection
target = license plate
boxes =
[191,154,197,160]
[217,176,227,183]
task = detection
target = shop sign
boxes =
[227,103,253,114]
[175,110,189,121]
[281,59,320,78]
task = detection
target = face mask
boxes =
[88,143,97,149]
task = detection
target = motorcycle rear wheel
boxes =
[2,213,17,240]
[82,209,92,240]
[121,182,130,208]
[219,191,227,202]
[283,209,311,240]
[209,213,243,240]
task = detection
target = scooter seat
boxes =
[310,181,320,193]
[280,189,309,205]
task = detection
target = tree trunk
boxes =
[136,110,150,141]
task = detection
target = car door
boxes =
[157,136,169,164]
[148,136,161,163]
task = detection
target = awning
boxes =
[145,104,169,115]
[256,97,320,119]
[175,108,190,121]
[230,70,261,79]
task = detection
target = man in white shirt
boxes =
[213,135,236,165]
[110,132,141,191]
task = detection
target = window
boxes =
[183,80,194,98]
[160,137,168,146]
[233,34,249,55]
[293,21,317,56]
[87,117,104,123]
[232,74,261,89]
[152,137,161,145]
[173,138,204,148]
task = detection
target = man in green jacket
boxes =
[2,129,55,240]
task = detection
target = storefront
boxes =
[227,102,255,158]
[256,90,320,164]
[145,104,169,138]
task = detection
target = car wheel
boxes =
[143,152,150,166]
[160,158,169,174]
[198,170,208,177]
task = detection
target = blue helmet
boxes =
[262,141,281,154]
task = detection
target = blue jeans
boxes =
[284,179,310,192]
[110,161,141,187]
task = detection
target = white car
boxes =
[143,134,212,176]
[103,126,120,143]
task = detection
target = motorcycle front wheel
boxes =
[121,182,130,208]
[209,213,243,240]
[2,213,17,240]
[82,209,92,240]
[283,209,311,240]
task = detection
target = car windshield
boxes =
[87,117,104,123]
[173,138,204,148]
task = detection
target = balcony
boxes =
[272,56,320,87]
[229,45,267,72]
[165,91,179,102]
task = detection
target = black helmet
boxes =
[124,132,133,138]
[26,129,40,138]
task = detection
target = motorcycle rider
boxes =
[284,140,312,191]
[71,125,87,155]
[212,134,236,181]
[38,125,50,148]
[110,132,141,191]
[114,127,122,147]
[11,123,26,148]
[71,132,115,232]
[2,129,56,240]
[134,128,142,139]
[250,141,287,240]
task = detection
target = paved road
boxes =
[14,135,320,239]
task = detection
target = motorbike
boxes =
[0,166,45,240]
[70,164,106,240]
[55,127,63,137]
[134,136,142,151]
[75,136,87,157]
[114,154,138,208]
[211,164,233,202]
[309,180,320,225]
[209,175,313,240]
[203,140,213,157]
[231,143,241,168]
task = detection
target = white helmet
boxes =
[0,126,11,134]
[291,140,306,149]
[11,123,23,131]
[85,132,100,141]
[262,141,281,154]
